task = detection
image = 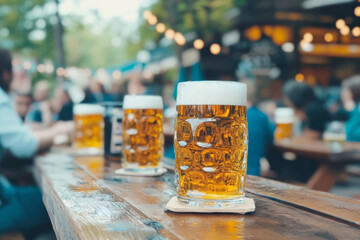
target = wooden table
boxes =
[34,151,360,240]
[274,138,360,191]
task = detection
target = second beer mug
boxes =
[122,95,164,172]
[175,81,248,207]
[274,108,294,140]
[73,104,105,154]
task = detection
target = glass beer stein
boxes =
[274,108,294,140]
[73,104,105,154]
[175,81,248,207]
[122,95,164,172]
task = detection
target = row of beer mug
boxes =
[73,81,301,208]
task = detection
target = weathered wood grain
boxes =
[35,153,360,240]
[246,175,360,227]
[36,154,178,240]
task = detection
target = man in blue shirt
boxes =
[0,48,73,234]
[246,81,274,176]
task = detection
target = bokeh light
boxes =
[193,39,204,50]
[210,43,221,55]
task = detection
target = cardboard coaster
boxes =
[165,197,255,214]
[114,167,167,177]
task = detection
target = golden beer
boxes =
[175,81,248,207]
[274,108,294,140]
[122,95,164,171]
[74,104,104,153]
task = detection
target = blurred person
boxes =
[0,48,73,234]
[27,80,50,124]
[245,81,274,176]
[28,86,72,126]
[342,75,360,141]
[258,100,279,123]
[108,79,124,103]
[33,80,50,102]
[283,80,330,139]
[268,80,330,182]
[58,86,74,121]
[13,91,33,122]
[89,78,113,102]
[127,73,146,95]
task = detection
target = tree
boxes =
[0,0,56,60]
[141,0,248,44]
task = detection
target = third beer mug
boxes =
[74,104,105,154]
[175,81,248,207]
[122,95,164,172]
[274,108,294,140]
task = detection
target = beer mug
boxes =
[122,95,164,172]
[73,104,105,154]
[274,108,294,140]
[175,81,248,207]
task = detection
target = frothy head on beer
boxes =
[274,107,294,124]
[123,95,163,109]
[74,104,105,115]
[176,81,247,106]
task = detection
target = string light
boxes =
[335,19,346,29]
[143,10,152,20]
[56,67,65,76]
[295,73,304,82]
[23,61,32,70]
[210,43,221,55]
[112,70,122,80]
[193,39,204,50]
[46,64,54,74]
[174,32,186,46]
[353,26,360,37]
[303,32,313,42]
[340,26,350,35]
[165,29,175,39]
[147,15,157,25]
[37,64,45,73]
[355,6,360,17]
[155,23,166,33]
[324,33,334,42]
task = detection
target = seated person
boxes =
[283,80,330,139]
[268,81,330,182]
[12,91,33,122]
[246,81,274,176]
[342,75,360,141]
[0,48,73,234]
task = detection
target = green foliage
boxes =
[0,0,56,60]
[64,19,130,68]
[143,0,248,43]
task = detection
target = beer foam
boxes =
[176,81,247,106]
[74,104,105,115]
[274,108,294,123]
[123,95,163,109]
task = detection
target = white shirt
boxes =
[0,88,38,162]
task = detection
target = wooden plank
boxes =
[35,154,178,240]
[0,233,24,240]
[306,163,344,191]
[274,139,360,163]
[35,153,360,239]
[73,156,360,239]
[246,175,360,227]
[162,156,360,226]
